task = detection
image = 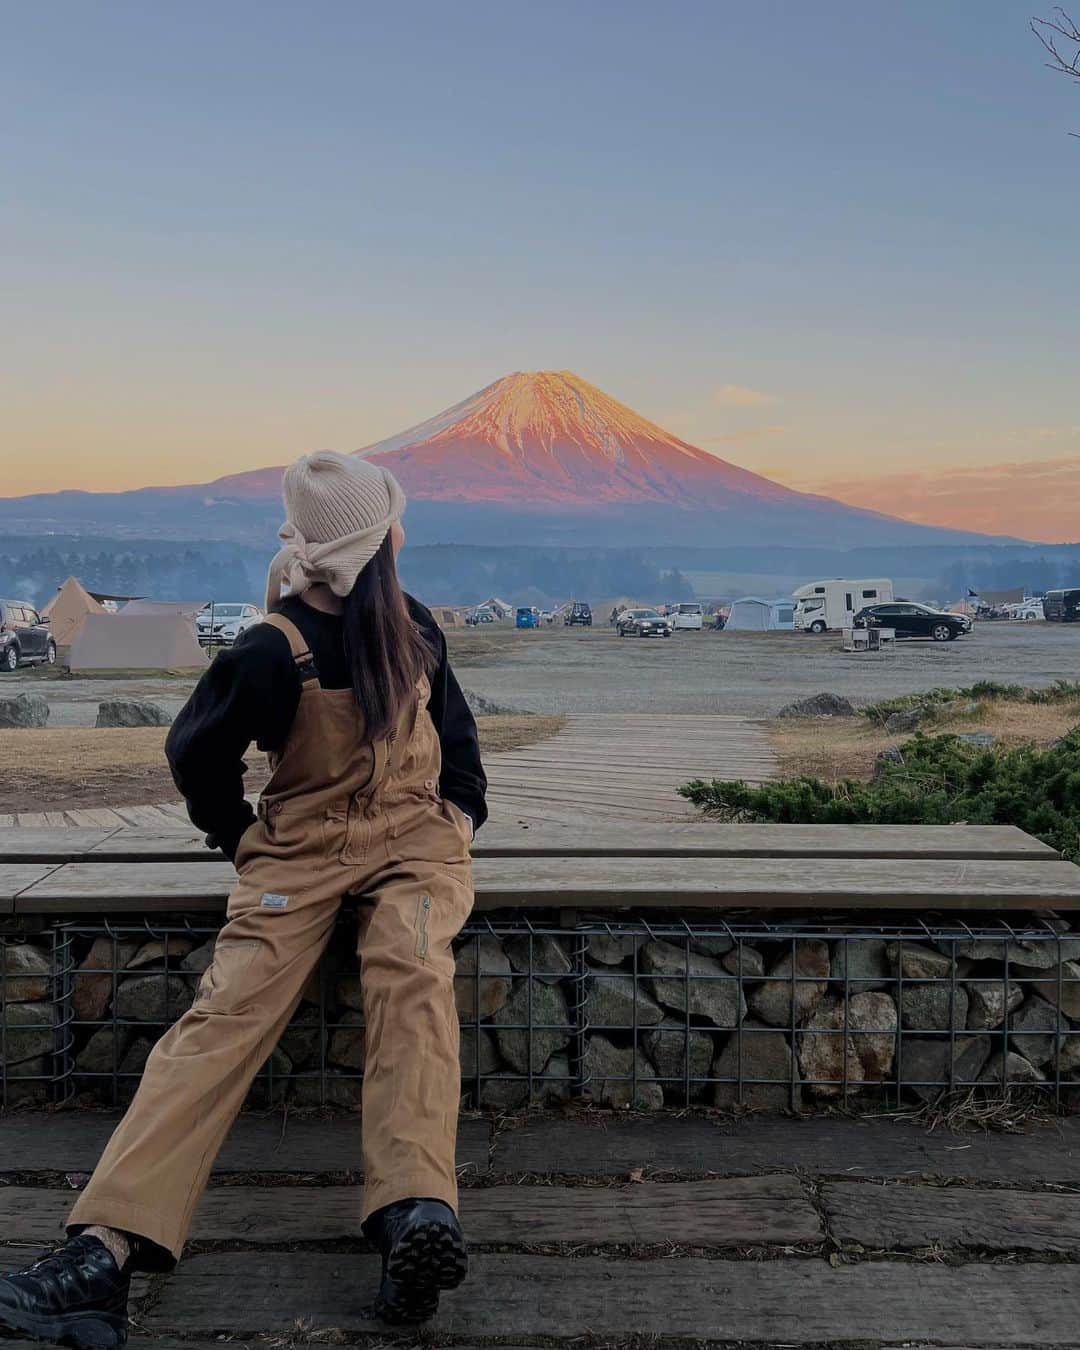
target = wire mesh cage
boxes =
[3,910,1080,1110]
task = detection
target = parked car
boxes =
[0,600,56,671]
[515,606,540,629]
[539,610,555,624]
[196,602,263,646]
[564,602,593,627]
[670,602,704,631]
[617,608,672,638]
[854,602,971,642]
[1011,600,1045,621]
[1043,589,1080,623]
[466,608,496,626]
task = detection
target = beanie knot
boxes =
[265,451,405,607]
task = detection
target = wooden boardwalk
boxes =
[3,1112,1080,1344]
[0,714,777,828]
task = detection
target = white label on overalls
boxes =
[260,893,289,909]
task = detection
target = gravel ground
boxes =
[3,620,1079,723]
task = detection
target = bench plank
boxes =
[140,1252,1080,1342]
[493,1116,1080,1185]
[13,855,1080,913]
[0,823,1059,864]
[825,1181,1080,1253]
[0,1177,821,1247]
[0,1112,489,1175]
[0,864,60,912]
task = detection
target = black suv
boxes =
[854,602,971,642]
[564,602,593,627]
[1,600,57,671]
[1044,589,1080,622]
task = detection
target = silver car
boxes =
[196,602,263,646]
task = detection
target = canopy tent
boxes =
[478,596,514,619]
[41,577,107,647]
[68,613,208,671]
[122,599,208,620]
[725,597,794,632]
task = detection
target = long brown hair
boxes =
[341,532,436,741]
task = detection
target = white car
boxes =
[196,602,263,646]
[1012,601,1045,621]
[670,602,704,631]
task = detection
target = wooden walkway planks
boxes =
[0,821,1058,863]
[0,1112,490,1176]
[139,1252,1080,1342]
[0,1177,822,1248]
[13,854,1080,912]
[492,1115,1080,1185]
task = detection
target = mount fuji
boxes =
[0,371,1008,547]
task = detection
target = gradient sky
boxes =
[3,0,1078,541]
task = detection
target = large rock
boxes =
[896,1035,991,1102]
[1011,960,1080,1020]
[180,940,217,978]
[587,970,665,1030]
[1,943,51,1002]
[114,974,193,1023]
[873,746,906,778]
[1008,996,1064,1067]
[0,1002,57,1065]
[641,940,746,1029]
[901,984,969,1032]
[641,1018,715,1089]
[884,705,930,734]
[75,1026,131,1077]
[0,693,48,728]
[327,1024,366,1072]
[798,993,897,1098]
[95,699,173,728]
[981,1051,1045,1086]
[73,937,141,1022]
[478,1075,530,1111]
[583,1034,663,1109]
[117,1037,156,1104]
[748,940,830,1028]
[455,936,513,1022]
[126,937,193,970]
[279,1006,324,1068]
[886,943,953,981]
[4,1057,49,1104]
[587,932,637,966]
[693,936,735,959]
[713,1019,801,1111]
[291,1068,361,1109]
[721,944,764,979]
[831,940,891,993]
[461,1027,501,1080]
[777,693,856,719]
[957,730,996,749]
[247,1046,293,1108]
[493,978,570,1075]
[966,980,1024,1030]
[505,934,571,985]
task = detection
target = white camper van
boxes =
[792,579,894,634]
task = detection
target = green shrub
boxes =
[681,729,1080,862]
[862,680,1080,725]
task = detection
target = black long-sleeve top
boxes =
[165,594,487,859]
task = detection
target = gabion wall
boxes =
[3,913,1080,1110]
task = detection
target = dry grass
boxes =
[0,714,563,814]
[770,697,1080,784]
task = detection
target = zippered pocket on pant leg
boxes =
[414,892,433,960]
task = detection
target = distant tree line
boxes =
[936,554,1080,598]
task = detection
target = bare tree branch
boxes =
[1032,8,1080,78]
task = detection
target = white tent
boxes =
[726,597,794,632]
[68,613,208,671]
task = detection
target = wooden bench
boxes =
[2,822,1078,915]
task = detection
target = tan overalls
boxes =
[70,613,475,1264]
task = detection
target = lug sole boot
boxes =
[368,1199,468,1324]
[0,1235,129,1349]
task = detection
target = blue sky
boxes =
[2,0,1077,537]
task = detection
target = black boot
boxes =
[0,1233,129,1348]
[365,1198,467,1324]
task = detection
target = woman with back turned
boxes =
[0,451,487,1347]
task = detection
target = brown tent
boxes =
[430,606,464,629]
[68,613,208,671]
[42,577,107,647]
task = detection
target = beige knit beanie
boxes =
[265,450,406,608]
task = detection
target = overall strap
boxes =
[261,612,321,686]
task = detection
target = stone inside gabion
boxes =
[7,926,1080,1112]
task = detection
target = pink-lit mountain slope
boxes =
[360,370,802,509]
